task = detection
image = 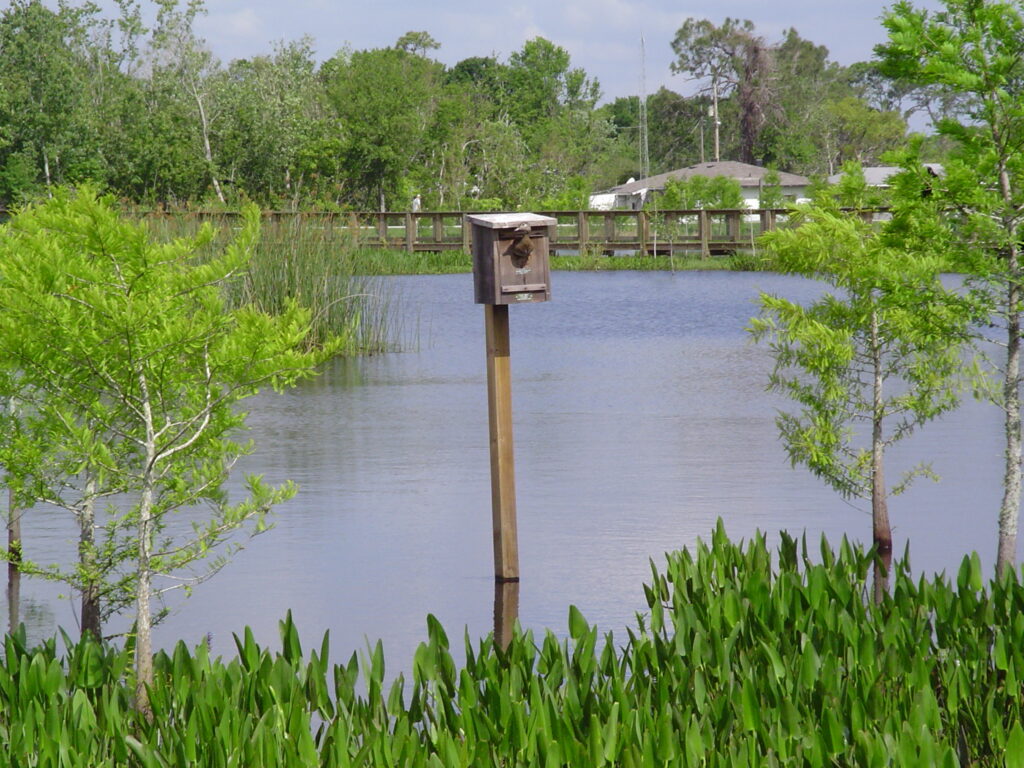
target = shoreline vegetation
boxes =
[2,525,1021,766]
[146,214,407,355]
[143,212,759,359]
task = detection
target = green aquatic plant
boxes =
[3,525,1024,765]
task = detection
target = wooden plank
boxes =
[485,304,519,582]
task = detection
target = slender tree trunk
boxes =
[79,476,101,640]
[712,76,721,163]
[42,147,53,196]
[7,486,20,584]
[996,154,1021,578]
[871,310,892,604]
[6,564,19,637]
[438,147,447,208]
[997,272,1021,577]
[135,475,155,717]
[191,83,226,206]
[135,372,157,718]
[7,487,20,635]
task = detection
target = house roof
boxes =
[827,164,945,187]
[609,161,809,194]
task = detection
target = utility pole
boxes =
[712,76,721,162]
[639,34,650,180]
[699,114,706,164]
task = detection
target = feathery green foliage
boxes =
[877,0,1024,576]
[750,165,979,569]
[653,175,746,210]
[0,187,332,709]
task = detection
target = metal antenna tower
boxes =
[639,33,650,180]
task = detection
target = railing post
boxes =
[727,211,740,242]
[577,211,588,253]
[462,214,471,252]
[699,209,710,259]
[405,212,415,253]
[639,211,649,255]
[377,213,387,244]
[433,213,443,246]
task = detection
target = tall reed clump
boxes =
[145,213,401,354]
[3,525,1024,765]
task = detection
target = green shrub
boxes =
[652,176,746,210]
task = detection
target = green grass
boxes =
[143,214,403,354]
[552,252,736,271]
[344,248,473,275]
[335,248,747,274]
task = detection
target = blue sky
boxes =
[99,0,946,102]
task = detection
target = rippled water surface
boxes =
[4,270,1014,665]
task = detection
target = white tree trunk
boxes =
[191,82,226,205]
[998,272,1021,577]
[997,162,1021,579]
[135,477,155,716]
[135,372,157,717]
[42,148,53,196]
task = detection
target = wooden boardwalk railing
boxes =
[313,209,793,256]
[133,208,887,256]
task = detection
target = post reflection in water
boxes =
[493,580,520,650]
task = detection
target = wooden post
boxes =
[727,210,740,243]
[577,211,588,253]
[405,212,415,253]
[485,304,519,582]
[462,214,471,253]
[377,213,387,244]
[699,209,710,259]
[639,211,649,255]
[493,580,520,649]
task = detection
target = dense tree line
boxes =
[0,0,931,211]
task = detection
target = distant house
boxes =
[826,164,944,188]
[590,161,810,210]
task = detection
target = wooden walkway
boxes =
[135,208,886,256]
[323,209,793,256]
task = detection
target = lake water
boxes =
[4,270,1015,667]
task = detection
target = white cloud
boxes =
[207,8,264,38]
